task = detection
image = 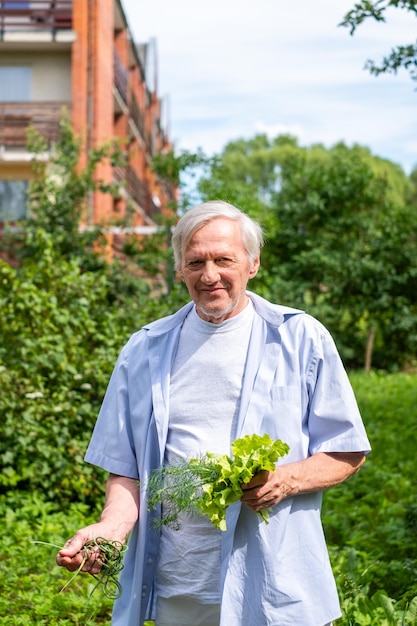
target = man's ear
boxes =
[249,257,260,279]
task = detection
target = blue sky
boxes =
[122,0,416,174]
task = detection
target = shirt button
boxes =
[147,558,153,564]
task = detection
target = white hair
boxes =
[172,200,264,271]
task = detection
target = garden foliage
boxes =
[323,372,417,624]
[0,373,416,624]
[1,123,416,623]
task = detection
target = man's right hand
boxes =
[56,523,110,575]
[56,474,140,575]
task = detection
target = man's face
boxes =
[180,218,260,323]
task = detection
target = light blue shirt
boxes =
[85,292,371,626]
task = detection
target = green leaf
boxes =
[146,433,290,530]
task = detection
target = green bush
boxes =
[0,227,188,505]
[0,232,140,502]
[323,371,417,623]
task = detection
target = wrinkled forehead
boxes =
[183,217,243,249]
[183,218,245,253]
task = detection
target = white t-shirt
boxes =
[155,302,254,603]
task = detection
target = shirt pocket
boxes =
[261,385,305,459]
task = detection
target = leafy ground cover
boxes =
[323,371,417,624]
[1,371,416,624]
[0,495,113,625]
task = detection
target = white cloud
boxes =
[122,0,417,173]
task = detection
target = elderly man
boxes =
[57,200,370,626]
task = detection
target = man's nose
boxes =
[201,262,220,283]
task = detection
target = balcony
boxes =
[129,94,146,141]
[113,49,128,106]
[114,165,160,217]
[0,101,71,150]
[0,1,72,42]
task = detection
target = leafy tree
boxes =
[409,165,417,206]
[340,0,417,82]
[198,134,417,369]
[151,147,210,213]
[264,140,417,370]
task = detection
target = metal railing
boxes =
[124,166,160,217]
[113,49,128,105]
[130,93,146,142]
[0,102,70,147]
[0,1,72,35]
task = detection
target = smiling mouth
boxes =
[201,287,225,294]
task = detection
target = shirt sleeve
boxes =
[84,340,140,479]
[305,321,371,456]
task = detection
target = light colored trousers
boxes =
[155,595,332,626]
[155,596,220,626]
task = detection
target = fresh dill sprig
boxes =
[146,456,219,529]
[145,433,290,531]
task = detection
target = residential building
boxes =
[0,0,176,250]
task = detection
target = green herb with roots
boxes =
[146,433,290,531]
[34,537,127,599]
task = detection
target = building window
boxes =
[0,67,31,101]
[0,180,28,221]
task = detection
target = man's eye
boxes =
[216,258,233,267]
[187,260,203,269]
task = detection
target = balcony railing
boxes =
[0,102,70,148]
[0,1,72,36]
[113,49,128,105]
[130,94,146,142]
[118,166,160,217]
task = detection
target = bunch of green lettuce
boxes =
[146,433,289,531]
